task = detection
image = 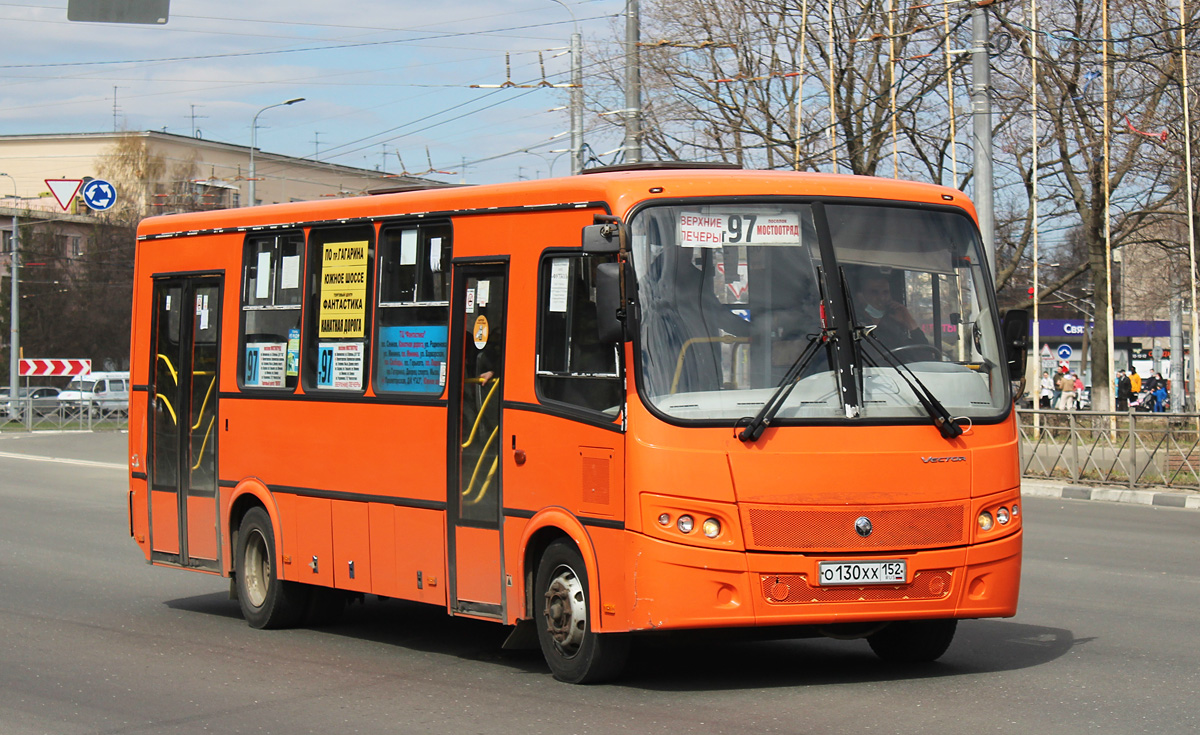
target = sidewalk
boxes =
[1021,477,1200,510]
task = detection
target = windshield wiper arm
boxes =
[738,332,827,443]
[859,329,964,440]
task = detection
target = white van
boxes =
[57,371,130,416]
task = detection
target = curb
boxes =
[1021,479,1200,510]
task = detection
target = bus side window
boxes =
[240,232,304,390]
[374,223,452,396]
[535,254,622,415]
[304,225,375,394]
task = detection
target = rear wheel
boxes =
[867,619,957,663]
[235,507,309,629]
[534,540,629,683]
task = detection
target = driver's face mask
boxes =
[864,304,885,320]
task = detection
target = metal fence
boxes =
[1018,409,1200,489]
[0,402,128,432]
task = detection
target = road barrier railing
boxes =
[1018,408,1200,489]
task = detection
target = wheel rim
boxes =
[243,528,270,609]
[543,563,587,658]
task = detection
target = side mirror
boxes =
[581,223,621,253]
[596,262,628,343]
[1000,309,1030,378]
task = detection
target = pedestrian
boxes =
[1152,383,1168,412]
[1144,371,1159,394]
[1129,367,1142,395]
[1116,369,1132,411]
[1040,370,1055,408]
[1057,369,1076,410]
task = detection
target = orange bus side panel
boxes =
[150,490,179,555]
[288,495,333,587]
[186,494,218,561]
[332,500,372,593]
[129,481,149,558]
[454,526,502,605]
[368,503,396,595]
[386,506,447,606]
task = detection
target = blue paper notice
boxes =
[378,325,449,393]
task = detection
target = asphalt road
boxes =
[1,431,1197,735]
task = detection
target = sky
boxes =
[0,0,630,184]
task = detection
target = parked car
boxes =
[57,372,130,416]
[1,386,62,418]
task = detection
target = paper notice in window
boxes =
[549,259,570,313]
[477,280,490,308]
[400,229,418,266]
[281,255,300,290]
[255,251,271,299]
[430,237,443,272]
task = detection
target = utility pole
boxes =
[2,173,19,410]
[971,2,995,274]
[570,30,583,174]
[624,0,642,163]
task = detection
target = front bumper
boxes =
[619,528,1021,632]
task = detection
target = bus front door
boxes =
[148,276,222,571]
[447,262,508,618]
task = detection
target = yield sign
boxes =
[45,179,84,211]
[18,358,92,377]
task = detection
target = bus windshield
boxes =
[629,200,1006,423]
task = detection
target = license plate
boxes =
[818,560,907,586]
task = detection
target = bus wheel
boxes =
[534,540,629,684]
[236,507,309,629]
[867,619,957,663]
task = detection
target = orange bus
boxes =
[128,165,1030,683]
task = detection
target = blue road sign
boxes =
[81,179,116,211]
[1056,344,1073,360]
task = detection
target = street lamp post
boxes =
[1,172,19,412]
[248,98,305,207]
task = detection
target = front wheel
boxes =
[867,619,957,663]
[235,507,309,629]
[534,540,629,683]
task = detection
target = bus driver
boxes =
[854,270,926,350]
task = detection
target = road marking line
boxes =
[0,451,125,470]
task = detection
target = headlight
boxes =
[657,513,671,527]
[996,507,1010,525]
[1011,503,1020,518]
[702,518,721,538]
[978,511,994,532]
[677,515,694,534]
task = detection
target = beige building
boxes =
[0,131,436,218]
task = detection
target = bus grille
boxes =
[743,503,967,551]
[760,570,954,604]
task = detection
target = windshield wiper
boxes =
[858,329,964,439]
[738,332,828,443]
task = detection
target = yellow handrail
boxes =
[670,335,749,393]
[191,377,215,430]
[464,457,499,507]
[155,394,178,425]
[462,426,500,503]
[191,416,216,471]
[156,353,179,386]
[461,378,500,448]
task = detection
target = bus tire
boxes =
[235,507,309,629]
[534,540,629,684]
[867,619,957,663]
